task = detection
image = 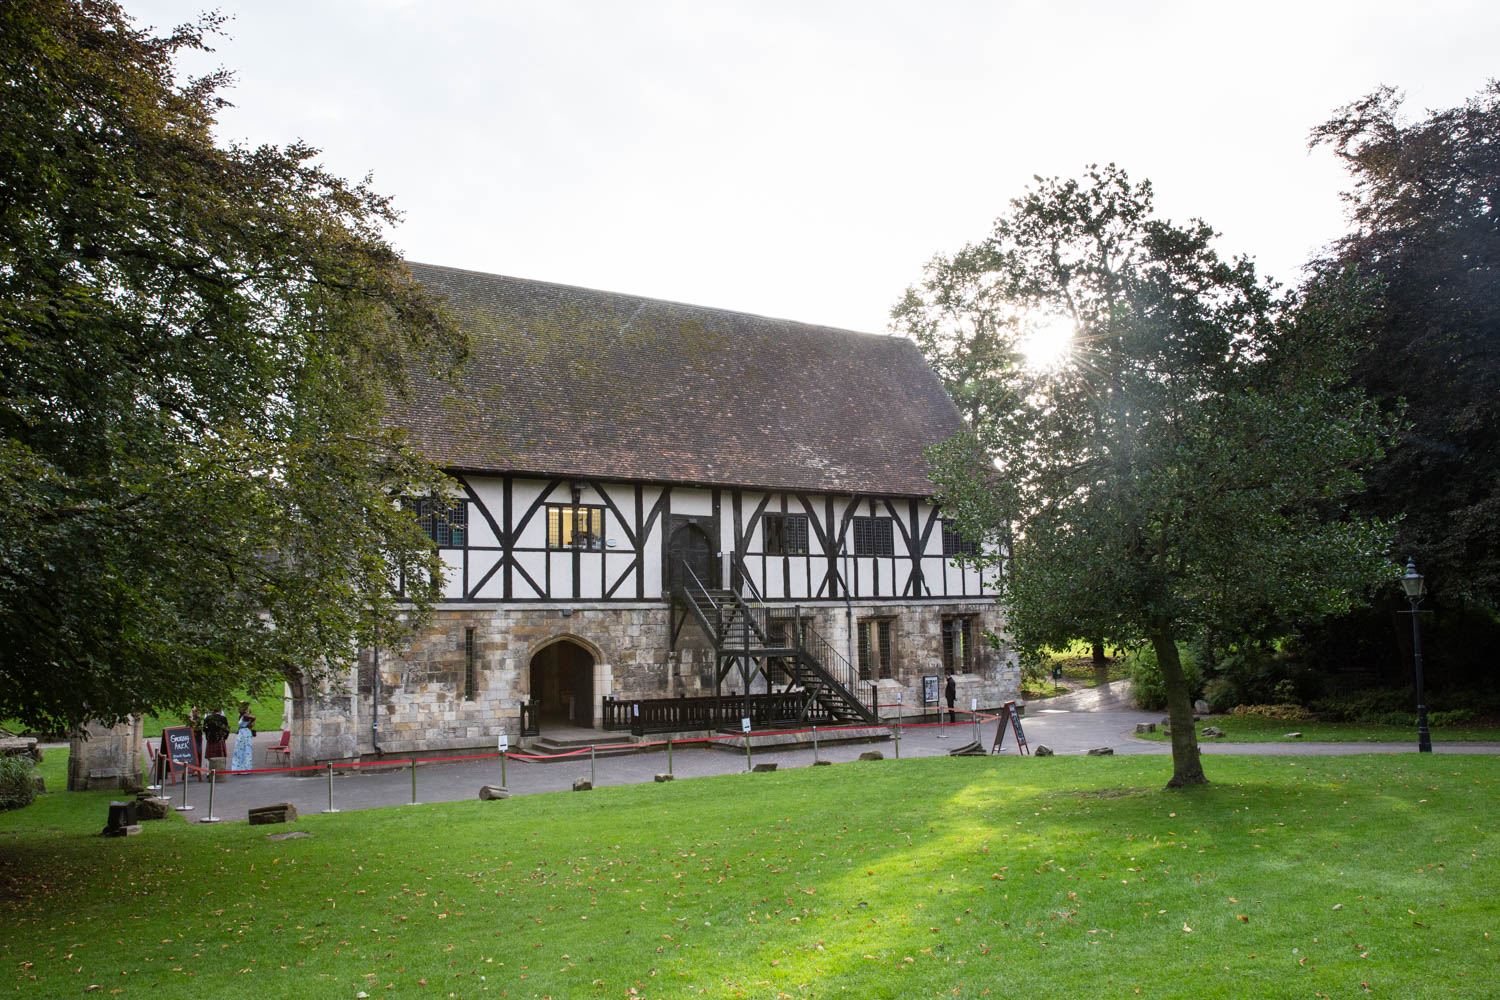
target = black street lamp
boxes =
[1400,557,1432,753]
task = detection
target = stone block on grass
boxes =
[1201,726,1226,739]
[1086,746,1115,756]
[857,750,884,762]
[134,796,171,821]
[654,773,674,782]
[1033,745,1055,756]
[752,762,778,773]
[248,802,297,825]
[478,785,510,800]
[1284,732,1303,739]
[947,741,986,756]
[1135,723,1156,734]
[812,759,833,766]
[572,779,593,792]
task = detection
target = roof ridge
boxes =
[403,259,904,344]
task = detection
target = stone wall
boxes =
[287,599,1018,763]
[67,717,144,792]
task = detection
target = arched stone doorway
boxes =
[529,637,596,727]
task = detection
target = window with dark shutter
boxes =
[763,513,810,555]
[942,520,980,557]
[852,517,893,557]
[857,618,896,680]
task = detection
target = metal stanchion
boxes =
[973,702,981,744]
[199,769,222,823]
[812,725,819,763]
[745,734,753,773]
[176,766,194,812]
[324,762,340,813]
[895,697,902,759]
[409,759,417,805]
[501,750,507,789]
[666,737,674,777]
[590,744,597,786]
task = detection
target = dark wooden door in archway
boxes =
[667,520,714,592]
[529,640,595,727]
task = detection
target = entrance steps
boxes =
[710,725,892,752]
[522,733,644,764]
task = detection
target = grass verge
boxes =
[1,751,1495,999]
[1136,713,1500,743]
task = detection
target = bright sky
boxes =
[130,0,1498,334]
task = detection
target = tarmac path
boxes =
[145,681,1495,823]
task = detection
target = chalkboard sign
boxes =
[990,701,1030,755]
[922,675,939,706]
[162,725,197,777]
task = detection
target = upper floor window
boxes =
[942,520,980,557]
[547,504,604,550]
[852,516,894,557]
[406,497,466,548]
[763,513,810,555]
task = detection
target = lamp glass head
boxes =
[1401,558,1426,600]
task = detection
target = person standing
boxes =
[945,668,957,724]
[203,707,230,762]
[187,706,204,764]
[231,705,256,772]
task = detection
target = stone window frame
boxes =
[942,615,976,673]
[852,516,894,557]
[856,616,895,680]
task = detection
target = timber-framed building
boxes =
[290,263,1018,762]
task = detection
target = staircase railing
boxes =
[801,624,877,722]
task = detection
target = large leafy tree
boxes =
[0,0,466,732]
[1301,84,1500,686]
[894,165,1395,786]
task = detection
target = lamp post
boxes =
[1400,557,1432,754]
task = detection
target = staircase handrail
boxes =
[800,624,877,723]
[730,551,767,606]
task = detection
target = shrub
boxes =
[0,755,37,812]
[1202,676,1242,714]
[1231,704,1314,721]
[1428,709,1476,727]
[1128,644,1201,711]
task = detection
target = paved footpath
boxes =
[157,686,1497,823]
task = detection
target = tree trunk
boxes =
[1091,639,1109,686]
[1150,629,1207,787]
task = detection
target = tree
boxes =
[0,0,466,733]
[894,165,1395,786]
[1301,84,1500,688]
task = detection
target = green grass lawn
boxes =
[2,750,1496,999]
[1023,646,1129,700]
[1136,713,1500,743]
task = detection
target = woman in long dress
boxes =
[231,709,256,772]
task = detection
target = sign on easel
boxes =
[162,725,198,781]
[922,675,939,706]
[990,701,1029,755]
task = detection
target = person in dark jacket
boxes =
[203,707,230,760]
[945,669,957,724]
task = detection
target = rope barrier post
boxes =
[177,766,194,812]
[972,697,980,743]
[199,768,222,823]
[812,725,819,764]
[895,692,902,759]
[498,730,509,790]
[590,744,597,786]
[501,749,507,789]
[324,762,339,813]
[667,737,674,777]
[409,758,417,806]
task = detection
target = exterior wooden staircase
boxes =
[670,563,877,727]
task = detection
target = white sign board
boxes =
[971,697,978,711]
[497,732,509,753]
[741,717,752,734]
[896,691,903,704]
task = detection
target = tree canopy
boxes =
[1310,83,1499,607]
[894,164,1396,786]
[0,0,466,732]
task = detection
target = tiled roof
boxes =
[395,262,965,497]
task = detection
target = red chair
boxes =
[263,729,291,766]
